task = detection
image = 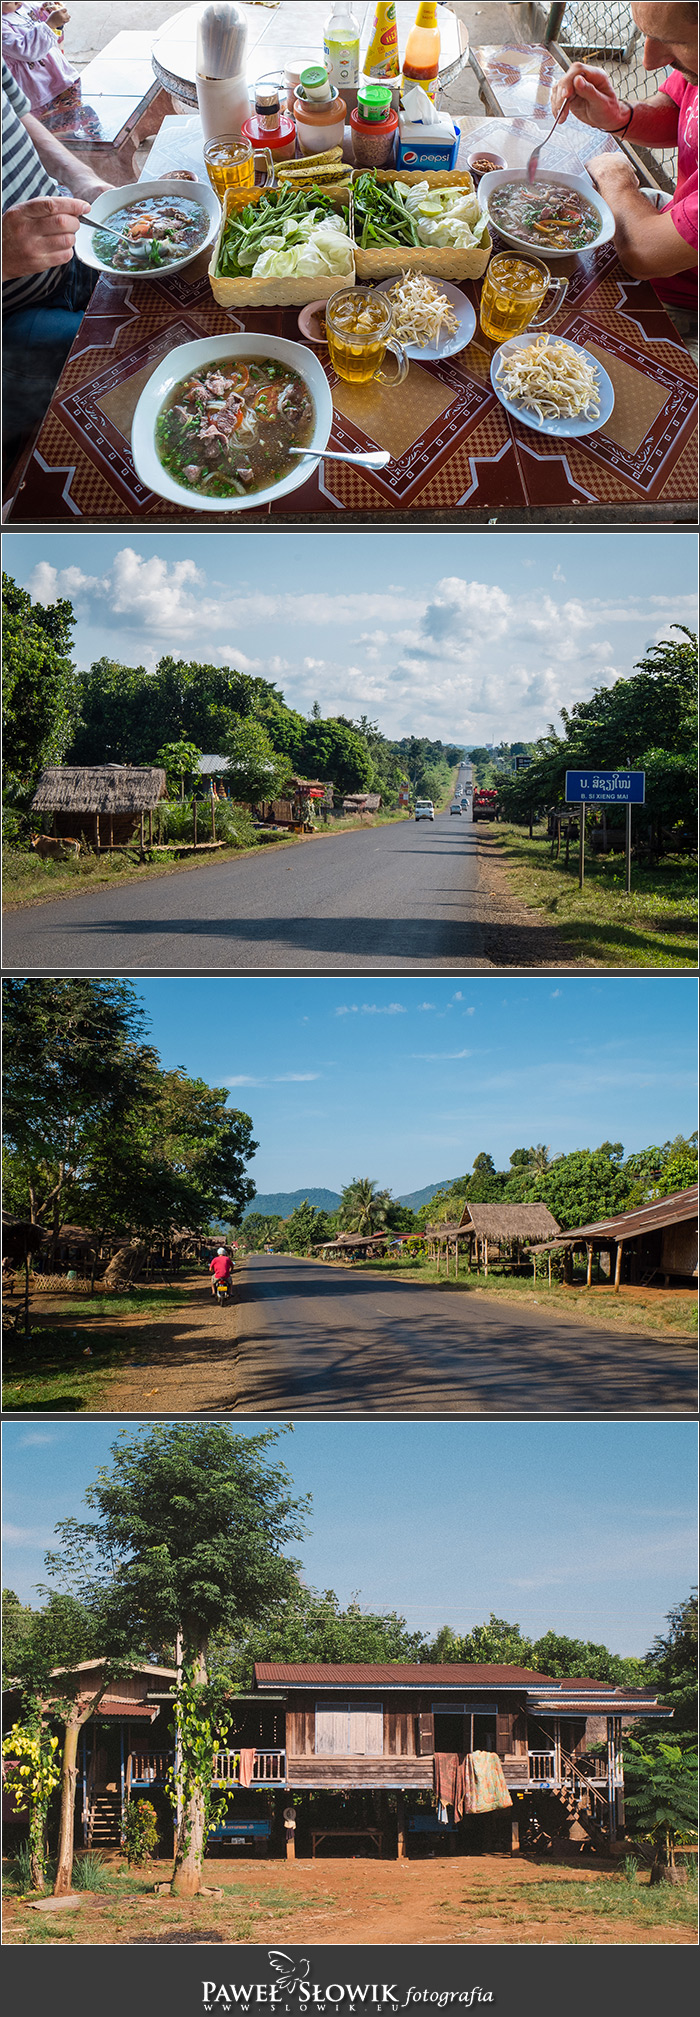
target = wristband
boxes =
[611,104,634,135]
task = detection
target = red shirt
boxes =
[209,1255,232,1280]
[655,71,698,308]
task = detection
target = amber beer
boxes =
[203,135,274,204]
[325,287,408,386]
[479,254,567,344]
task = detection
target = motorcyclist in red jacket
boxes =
[209,1248,233,1298]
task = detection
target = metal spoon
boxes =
[81,211,128,243]
[289,446,390,467]
[525,101,569,185]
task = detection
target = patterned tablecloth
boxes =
[6,117,697,524]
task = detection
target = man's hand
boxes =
[1,193,89,279]
[551,62,630,130]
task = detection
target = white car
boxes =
[414,800,435,821]
[450,801,462,816]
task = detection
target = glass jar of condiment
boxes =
[350,83,398,165]
[293,66,346,154]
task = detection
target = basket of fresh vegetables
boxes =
[351,169,491,281]
[209,181,355,306]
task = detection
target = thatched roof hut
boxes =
[425,1203,560,1245]
[31,766,167,845]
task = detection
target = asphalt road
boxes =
[3,815,493,974]
[228,1256,696,1418]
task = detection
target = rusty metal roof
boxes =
[529,1185,698,1250]
[256,1663,564,1689]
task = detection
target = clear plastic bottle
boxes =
[324,3,360,92]
[401,1,440,104]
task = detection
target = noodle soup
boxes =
[93,196,209,271]
[489,181,601,252]
[155,357,315,499]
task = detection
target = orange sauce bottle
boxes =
[401,2,440,104]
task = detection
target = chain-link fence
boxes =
[554,2,677,188]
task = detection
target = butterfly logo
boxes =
[268,1953,311,1996]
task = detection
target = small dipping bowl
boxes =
[466,148,506,185]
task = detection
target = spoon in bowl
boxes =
[289,446,390,467]
[524,101,568,184]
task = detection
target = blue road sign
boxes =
[565,770,645,804]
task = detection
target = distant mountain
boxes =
[397,1179,459,1212]
[243,1178,459,1219]
[242,1189,341,1219]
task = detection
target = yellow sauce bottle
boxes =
[364,3,399,82]
[401,1,440,104]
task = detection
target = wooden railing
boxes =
[212,1749,286,1784]
[527,1751,557,1781]
[128,1748,286,1788]
[129,1751,174,1786]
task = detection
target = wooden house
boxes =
[527,1186,698,1290]
[31,765,167,849]
[424,1203,561,1277]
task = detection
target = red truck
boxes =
[473,788,499,821]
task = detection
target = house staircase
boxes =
[558,1748,614,1853]
[87,1790,122,1848]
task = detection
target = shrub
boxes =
[73,1850,111,1892]
[124,1798,160,1866]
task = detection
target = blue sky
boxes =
[4,530,696,744]
[2,1421,695,1653]
[129,976,695,1196]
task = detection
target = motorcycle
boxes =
[214,1274,232,1307]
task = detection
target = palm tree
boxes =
[528,1144,554,1175]
[339,1178,391,1236]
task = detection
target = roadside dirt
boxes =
[474,831,584,967]
[3,1853,694,1946]
[26,1276,242,1414]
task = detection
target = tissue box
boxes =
[397,117,460,172]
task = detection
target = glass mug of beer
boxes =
[325,288,409,387]
[479,254,568,345]
[203,134,275,205]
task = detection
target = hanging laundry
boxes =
[471,1751,513,1813]
[238,1748,257,1789]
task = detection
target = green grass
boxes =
[324,1259,697,1341]
[485,825,697,968]
[503,1871,697,1928]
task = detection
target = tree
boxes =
[428,1614,535,1667]
[284,1200,331,1254]
[2,978,156,1237]
[3,1588,115,1896]
[45,1426,308,1897]
[70,656,285,767]
[223,1586,429,1686]
[644,1590,698,1742]
[239,1213,284,1251]
[530,1630,645,1687]
[624,1135,698,1203]
[301,718,374,797]
[624,1740,698,1878]
[339,1179,392,1236]
[2,1708,60,1891]
[155,739,203,801]
[524,1143,635,1229]
[222,719,287,804]
[2,574,80,801]
[498,627,698,849]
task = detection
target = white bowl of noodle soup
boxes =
[478,168,615,259]
[131,333,333,512]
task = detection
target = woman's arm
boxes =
[22,110,113,198]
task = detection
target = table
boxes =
[311,1827,383,1858]
[151,3,468,108]
[5,114,696,525]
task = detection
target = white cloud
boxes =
[275,1073,320,1083]
[336,1003,407,1016]
[412,1049,472,1061]
[552,564,566,583]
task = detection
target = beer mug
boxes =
[203,135,275,205]
[325,287,409,387]
[479,254,568,345]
